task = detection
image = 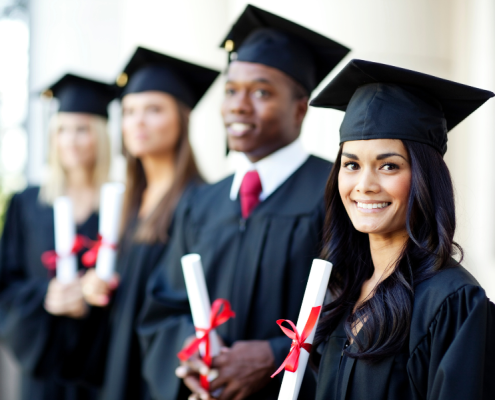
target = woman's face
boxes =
[121,91,182,159]
[338,139,412,237]
[56,112,98,172]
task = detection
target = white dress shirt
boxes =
[230,138,310,202]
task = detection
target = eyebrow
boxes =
[376,152,408,161]
[342,152,358,160]
[225,78,273,85]
[341,152,408,161]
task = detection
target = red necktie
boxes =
[240,170,262,219]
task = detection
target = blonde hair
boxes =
[39,113,111,205]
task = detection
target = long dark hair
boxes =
[120,98,201,243]
[312,140,462,364]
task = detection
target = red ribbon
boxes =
[81,234,118,267]
[41,235,87,270]
[177,299,235,390]
[271,305,322,378]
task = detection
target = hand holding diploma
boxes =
[81,268,120,307]
[44,277,88,318]
[80,183,124,306]
[177,254,280,400]
[176,254,235,399]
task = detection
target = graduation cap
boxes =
[116,47,220,109]
[220,4,350,93]
[41,74,116,118]
[310,59,495,155]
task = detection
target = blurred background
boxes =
[0,0,494,398]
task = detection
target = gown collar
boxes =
[229,138,309,202]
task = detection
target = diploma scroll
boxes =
[277,259,333,400]
[95,182,125,281]
[181,254,222,360]
[54,197,78,284]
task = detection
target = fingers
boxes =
[44,279,88,318]
[209,371,228,393]
[211,347,231,368]
[108,273,120,290]
[182,373,211,400]
[217,383,240,400]
[81,269,115,306]
[186,358,210,376]
[82,286,110,306]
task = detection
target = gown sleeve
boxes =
[408,284,495,400]
[137,189,196,400]
[0,193,53,374]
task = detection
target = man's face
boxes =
[221,61,308,162]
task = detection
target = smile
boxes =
[227,122,255,137]
[355,201,391,211]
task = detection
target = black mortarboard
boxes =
[42,74,116,118]
[310,59,495,155]
[116,47,220,109]
[220,5,350,93]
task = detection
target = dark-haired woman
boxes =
[309,59,495,400]
[79,47,219,400]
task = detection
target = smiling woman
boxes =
[309,59,495,400]
[339,139,411,236]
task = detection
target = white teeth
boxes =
[230,123,253,133]
[357,202,389,209]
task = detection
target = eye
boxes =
[225,87,235,96]
[148,105,162,113]
[343,161,359,171]
[122,108,133,116]
[253,89,270,99]
[76,126,89,134]
[380,163,399,171]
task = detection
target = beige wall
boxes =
[26,0,495,294]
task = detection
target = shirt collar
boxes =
[230,138,310,201]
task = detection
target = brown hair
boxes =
[120,98,201,243]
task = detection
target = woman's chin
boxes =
[351,221,385,235]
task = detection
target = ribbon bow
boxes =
[177,299,235,389]
[41,235,87,270]
[81,234,117,267]
[271,305,321,378]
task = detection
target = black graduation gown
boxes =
[98,223,168,400]
[139,155,333,400]
[315,263,495,400]
[0,186,101,400]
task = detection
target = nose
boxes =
[355,167,381,194]
[227,90,253,115]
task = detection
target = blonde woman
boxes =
[0,74,114,400]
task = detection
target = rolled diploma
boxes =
[95,182,125,281]
[54,197,78,284]
[181,254,222,360]
[277,259,333,400]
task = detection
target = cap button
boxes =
[224,39,234,52]
[41,89,53,99]
[116,72,128,87]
